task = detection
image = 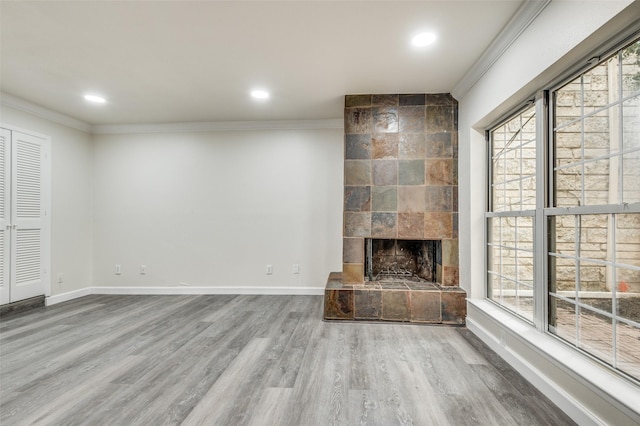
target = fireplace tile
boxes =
[399,94,426,106]
[324,289,354,319]
[354,290,382,319]
[453,186,458,212]
[424,212,452,239]
[452,158,458,185]
[344,212,371,237]
[372,94,399,107]
[442,239,459,266]
[343,238,364,263]
[443,266,460,286]
[425,186,453,211]
[373,107,399,133]
[452,132,459,159]
[397,186,425,213]
[345,160,371,186]
[399,106,426,133]
[406,282,439,290]
[382,290,410,321]
[345,186,371,212]
[345,134,372,160]
[397,212,424,239]
[398,133,426,160]
[426,106,454,133]
[345,108,372,134]
[425,159,453,186]
[452,213,459,238]
[426,93,456,106]
[371,212,397,238]
[410,291,442,323]
[372,134,399,159]
[441,288,466,324]
[426,132,452,158]
[343,263,364,284]
[326,272,343,288]
[372,160,398,186]
[398,160,425,185]
[345,95,372,107]
[375,281,409,290]
[372,186,397,212]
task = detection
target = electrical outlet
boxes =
[266,264,273,275]
[115,264,121,275]
[140,265,147,275]
[293,264,300,274]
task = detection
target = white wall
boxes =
[91,127,343,292]
[457,1,639,424]
[0,104,93,296]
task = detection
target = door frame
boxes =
[0,123,51,303]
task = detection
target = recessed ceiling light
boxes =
[250,90,270,100]
[84,94,106,103]
[412,32,437,47]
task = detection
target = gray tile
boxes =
[399,160,425,185]
[372,160,398,186]
[345,186,371,212]
[371,212,397,238]
[345,134,372,159]
[372,186,397,212]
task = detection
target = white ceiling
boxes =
[1,1,526,126]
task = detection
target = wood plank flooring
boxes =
[0,295,575,426]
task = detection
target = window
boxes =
[548,39,640,380]
[486,37,640,382]
[487,105,536,322]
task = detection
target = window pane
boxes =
[491,105,536,212]
[622,96,640,151]
[583,158,611,205]
[583,63,612,117]
[617,320,640,379]
[622,40,640,98]
[578,306,613,366]
[487,214,535,322]
[555,77,582,130]
[555,165,581,206]
[622,150,640,204]
[549,296,577,346]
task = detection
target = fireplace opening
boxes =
[365,239,441,283]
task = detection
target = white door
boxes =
[0,128,49,304]
[0,129,11,305]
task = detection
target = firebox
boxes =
[365,239,441,283]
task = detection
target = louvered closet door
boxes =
[10,131,46,302]
[0,129,11,305]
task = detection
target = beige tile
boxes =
[398,186,425,212]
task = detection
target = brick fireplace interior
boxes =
[324,93,466,324]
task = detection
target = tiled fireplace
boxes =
[324,94,466,324]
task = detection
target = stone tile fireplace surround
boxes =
[324,94,466,324]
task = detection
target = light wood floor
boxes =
[0,294,575,426]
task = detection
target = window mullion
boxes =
[535,90,548,331]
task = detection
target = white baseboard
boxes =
[46,285,325,305]
[467,300,640,426]
[45,287,92,306]
[90,286,325,296]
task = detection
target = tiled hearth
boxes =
[324,272,466,324]
[324,93,466,324]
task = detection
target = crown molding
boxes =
[452,0,551,100]
[1,92,343,134]
[0,92,92,133]
[91,118,344,134]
